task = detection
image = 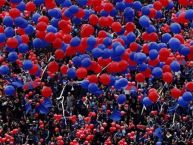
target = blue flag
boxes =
[153,127,163,140]
[110,110,121,121]
[25,102,32,114]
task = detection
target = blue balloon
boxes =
[149,42,159,50]
[88,83,99,93]
[69,5,79,14]
[170,23,181,34]
[23,60,33,70]
[4,85,15,96]
[124,7,134,18]
[67,68,76,79]
[62,0,72,7]
[191,22,193,28]
[178,97,188,107]
[134,52,147,64]
[182,92,193,102]
[64,10,73,18]
[170,61,180,72]
[70,37,81,47]
[81,80,89,89]
[0,33,6,43]
[102,49,111,59]
[139,63,148,71]
[24,25,35,35]
[149,49,158,60]
[3,16,14,27]
[146,25,156,33]
[161,33,172,43]
[155,11,163,19]
[185,9,193,20]
[32,13,41,23]
[14,17,28,28]
[81,58,91,68]
[180,45,190,56]
[77,0,88,6]
[10,0,22,3]
[48,8,62,19]
[141,6,150,15]
[133,1,142,11]
[166,1,174,9]
[47,25,57,33]
[87,36,97,47]
[116,2,126,11]
[0,65,9,75]
[127,32,136,43]
[16,1,26,11]
[110,8,118,17]
[139,15,150,28]
[18,43,29,54]
[8,52,18,62]
[152,67,162,78]
[33,38,43,49]
[4,27,15,38]
[142,97,152,107]
[114,45,125,56]
[103,37,112,46]
[34,0,45,6]
[115,78,128,89]
[117,94,126,104]
[72,56,81,67]
[92,48,103,58]
[168,38,181,51]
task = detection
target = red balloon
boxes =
[76,67,87,79]
[45,0,56,9]
[53,38,62,49]
[36,22,47,31]
[89,14,98,26]
[111,22,122,33]
[6,38,18,48]
[125,22,136,33]
[48,61,59,73]
[130,42,138,52]
[87,75,98,83]
[149,8,157,18]
[178,0,189,6]
[118,60,128,72]
[103,3,113,12]
[186,82,193,91]
[55,49,65,60]
[21,34,30,44]
[148,91,159,103]
[163,72,173,83]
[162,65,171,72]
[29,64,39,75]
[170,88,181,99]
[0,0,5,7]
[26,2,36,12]
[153,1,163,10]
[75,8,85,19]
[107,62,119,73]
[9,8,20,19]
[60,65,68,74]
[99,74,110,85]
[159,0,169,7]
[135,73,145,82]
[98,30,107,38]
[159,48,170,62]
[45,32,56,43]
[81,24,94,37]
[41,86,52,97]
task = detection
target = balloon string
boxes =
[40,55,54,80]
[173,113,176,125]
[57,84,67,117]
[97,63,111,77]
[141,106,146,115]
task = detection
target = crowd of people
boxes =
[0,0,193,144]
